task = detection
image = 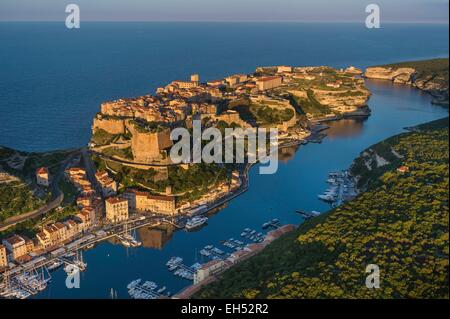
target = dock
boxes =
[318,170,358,207]
[127,279,170,299]
[296,210,321,220]
[262,219,281,230]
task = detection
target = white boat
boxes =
[200,249,211,257]
[157,286,166,294]
[130,239,142,247]
[127,279,141,290]
[47,259,64,271]
[191,263,202,271]
[64,252,76,258]
[212,248,224,255]
[121,239,131,247]
[185,216,208,231]
[318,194,336,202]
[166,257,183,267]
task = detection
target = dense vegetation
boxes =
[195,118,449,299]
[250,104,294,125]
[93,153,230,200]
[102,146,134,160]
[0,182,45,222]
[91,129,117,146]
[290,90,332,116]
[0,147,69,223]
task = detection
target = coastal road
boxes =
[81,147,103,199]
[0,151,80,232]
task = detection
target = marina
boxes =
[116,224,143,248]
[0,266,51,299]
[0,217,159,298]
[318,170,358,207]
[262,219,282,230]
[166,257,198,281]
[127,279,171,299]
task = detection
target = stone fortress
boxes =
[90,64,370,168]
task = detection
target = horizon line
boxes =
[0,20,448,24]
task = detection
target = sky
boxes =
[0,0,448,23]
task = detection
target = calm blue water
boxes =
[0,22,448,298]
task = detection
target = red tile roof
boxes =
[36,167,48,175]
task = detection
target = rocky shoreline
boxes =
[364,59,449,106]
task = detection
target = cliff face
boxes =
[365,60,449,106]
[414,75,449,105]
[92,116,125,135]
[364,67,416,84]
[312,88,371,114]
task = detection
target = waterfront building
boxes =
[256,76,283,91]
[227,250,250,264]
[36,167,50,187]
[76,210,94,231]
[193,259,226,284]
[81,206,97,223]
[105,197,129,223]
[64,219,79,239]
[40,223,67,246]
[0,244,8,269]
[36,232,51,248]
[2,235,28,261]
[123,189,176,215]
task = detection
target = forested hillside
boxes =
[195,118,449,299]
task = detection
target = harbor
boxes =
[120,219,290,298]
[127,279,171,299]
[0,216,160,298]
[317,170,358,207]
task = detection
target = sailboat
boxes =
[110,288,118,299]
